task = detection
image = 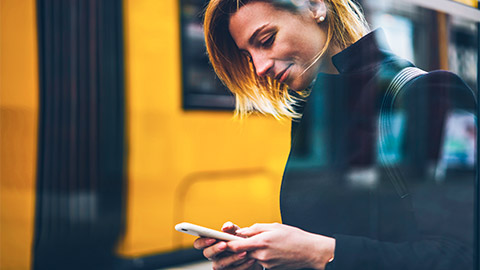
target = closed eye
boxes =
[261,33,276,48]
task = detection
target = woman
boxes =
[194,0,476,269]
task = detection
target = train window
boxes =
[181,0,236,110]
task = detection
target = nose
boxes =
[251,52,273,78]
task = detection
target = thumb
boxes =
[226,234,267,253]
[235,223,274,237]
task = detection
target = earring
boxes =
[319,16,325,22]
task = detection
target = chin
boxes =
[288,79,310,91]
[288,72,315,91]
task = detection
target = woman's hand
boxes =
[193,222,263,270]
[227,223,336,270]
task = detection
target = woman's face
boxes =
[229,1,327,90]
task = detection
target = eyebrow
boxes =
[248,24,269,45]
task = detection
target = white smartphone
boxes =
[175,222,243,241]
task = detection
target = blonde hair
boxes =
[204,0,369,119]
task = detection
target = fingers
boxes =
[224,259,257,270]
[227,235,268,253]
[235,223,276,237]
[193,237,217,250]
[203,241,229,260]
[212,251,254,270]
[227,223,281,253]
[222,221,241,234]
[203,242,257,270]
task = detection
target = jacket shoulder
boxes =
[400,70,476,110]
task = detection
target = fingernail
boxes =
[223,221,233,229]
[206,238,216,245]
[238,252,247,258]
[218,242,227,250]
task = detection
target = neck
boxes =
[318,45,341,74]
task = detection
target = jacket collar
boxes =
[331,28,392,74]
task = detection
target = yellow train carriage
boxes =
[1,0,290,269]
[1,0,38,269]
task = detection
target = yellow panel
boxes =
[175,171,282,248]
[0,0,38,269]
[118,0,291,257]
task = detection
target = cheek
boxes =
[274,38,307,61]
[287,34,320,62]
[293,25,325,59]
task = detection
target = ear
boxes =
[308,0,327,23]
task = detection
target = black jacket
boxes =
[280,29,476,270]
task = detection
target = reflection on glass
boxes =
[438,110,476,172]
[281,22,476,270]
[372,14,414,63]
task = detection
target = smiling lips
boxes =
[275,64,292,83]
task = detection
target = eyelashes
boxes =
[240,30,277,63]
[261,32,276,48]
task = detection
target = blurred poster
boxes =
[440,110,477,168]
